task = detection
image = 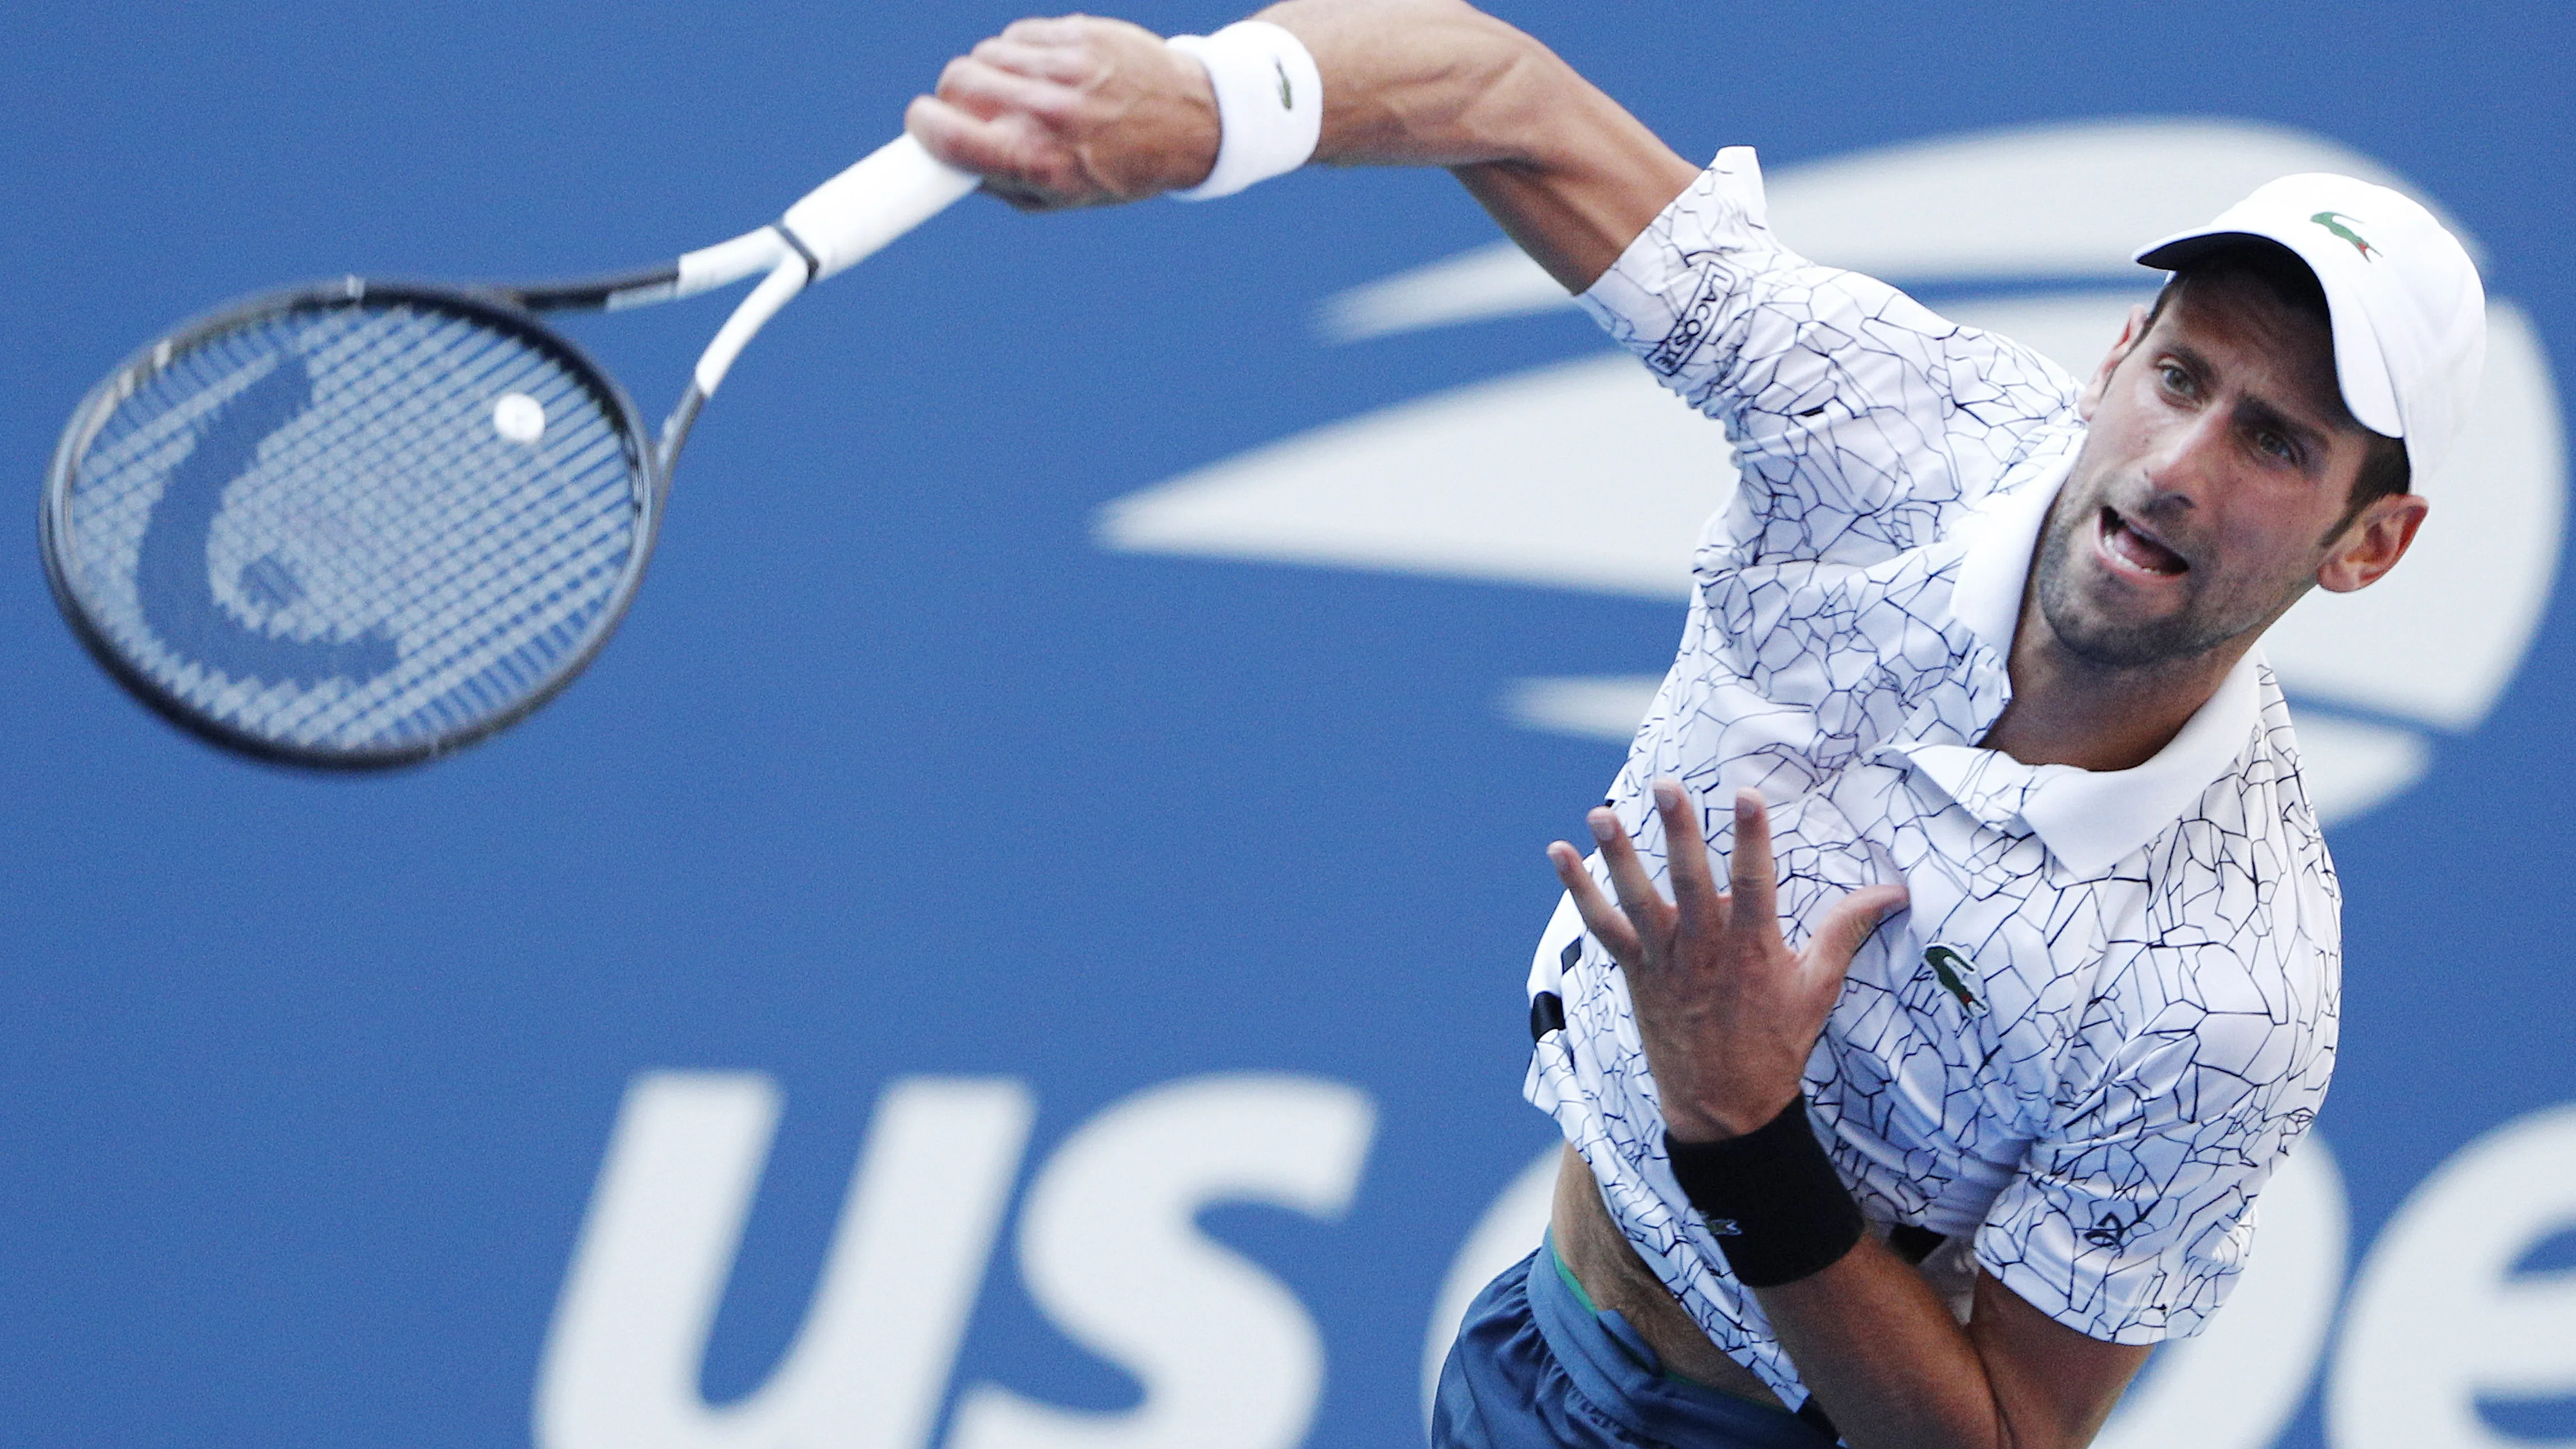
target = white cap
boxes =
[2134,174,2486,483]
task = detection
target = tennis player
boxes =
[908,6,2486,1447]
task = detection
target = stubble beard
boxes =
[2030,475,2253,671]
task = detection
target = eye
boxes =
[2156,361,2195,397]
[2252,428,2300,466]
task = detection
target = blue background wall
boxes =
[2,3,2569,1446]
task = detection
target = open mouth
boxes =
[2098,507,2189,577]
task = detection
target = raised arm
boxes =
[903,0,1699,290]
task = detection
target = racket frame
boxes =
[42,278,662,770]
[42,134,976,769]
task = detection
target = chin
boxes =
[2039,567,2218,669]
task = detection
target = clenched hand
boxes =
[906,15,1221,209]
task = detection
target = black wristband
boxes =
[1665,1096,1864,1288]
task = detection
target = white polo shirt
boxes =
[1523,147,2341,1406]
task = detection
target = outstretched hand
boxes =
[906,15,1222,209]
[1548,779,1907,1143]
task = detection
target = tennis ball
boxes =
[492,392,547,446]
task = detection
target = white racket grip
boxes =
[778,134,979,283]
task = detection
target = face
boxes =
[2033,270,2424,670]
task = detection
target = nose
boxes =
[2137,405,2231,511]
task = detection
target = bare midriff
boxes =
[1548,1143,1789,1409]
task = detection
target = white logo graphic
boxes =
[1099,119,2565,826]
[2329,1103,2576,1449]
[539,1075,2576,1449]
[536,1072,1374,1449]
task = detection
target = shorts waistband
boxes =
[1526,1232,1838,1449]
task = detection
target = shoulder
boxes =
[2143,669,2345,946]
[2066,841,2339,1129]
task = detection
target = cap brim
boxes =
[2134,229,2266,273]
[2129,227,2404,439]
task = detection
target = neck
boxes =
[1980,599,2250,773]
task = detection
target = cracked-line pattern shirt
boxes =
[1521,147,2340,1406]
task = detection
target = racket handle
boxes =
[779,134,979,283]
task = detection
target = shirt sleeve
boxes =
[1578,147,2083,567]
[1971,935,2339,1343]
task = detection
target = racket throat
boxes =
[769,223,824,284]
[657,385,707,484]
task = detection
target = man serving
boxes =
[907,6,2487,1446]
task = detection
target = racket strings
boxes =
[268,314,627,741]
[60,298,648,756]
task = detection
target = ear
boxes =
[2318,493,2430,593]
[2077,304,2152,421]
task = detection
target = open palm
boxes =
[1548,779,1909,1143]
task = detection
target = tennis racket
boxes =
[42,133,977,770]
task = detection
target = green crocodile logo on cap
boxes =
[2312,211,2382,262]
[1275,58,1293,110]
[1924,945,1984,1013]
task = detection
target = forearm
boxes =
[1755,1241,2141,1449]
[1760,1239,2011,1449]
[908,3,1696,292]
[1254,0,1696,288]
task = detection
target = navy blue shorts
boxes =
[1431,1235,1839,1449]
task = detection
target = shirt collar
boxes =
[1950,458,2063,665]
[2013,651,2265,876]
[1901,460,2270,878]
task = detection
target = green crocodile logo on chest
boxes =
[1924,945,1985,1013]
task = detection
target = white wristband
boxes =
[1164,21,1323,201]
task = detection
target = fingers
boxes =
[1727,789,1778,929]
[905,96,1062,208]
[997,14,1098,46]
[1587,805,1673,937]
[969,34,1100,85]
[906,94,1008,168]
[1547,840,1642,962]
[916,14,1214,208]
[1651,778,1726,928]
[910,44,1115,209]
[1806,884,1910,976]
[1553,783,1882,979]
[937,53,1083,124]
